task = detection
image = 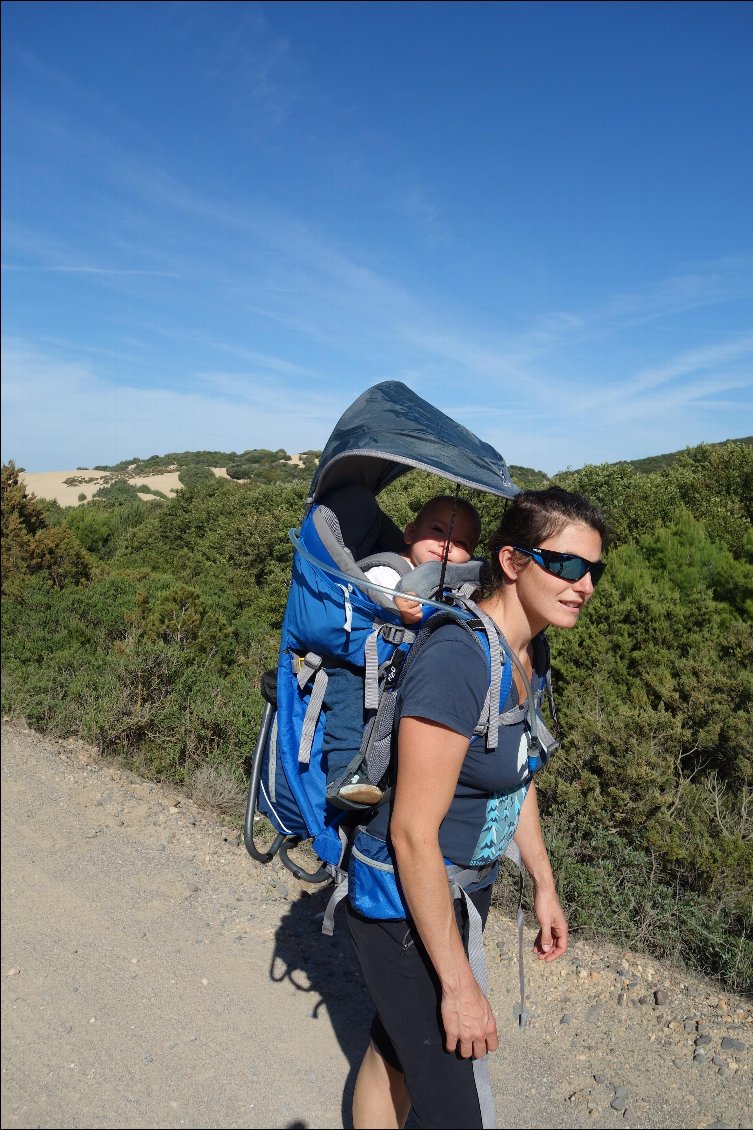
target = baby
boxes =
[363,495,482,624]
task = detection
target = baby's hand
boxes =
[395,592,423,625]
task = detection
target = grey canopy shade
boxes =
[308,381,521,504]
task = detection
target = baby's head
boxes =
[403,496,481,568]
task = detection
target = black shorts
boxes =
[345,885,493,1130]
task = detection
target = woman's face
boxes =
[513,520,603,632]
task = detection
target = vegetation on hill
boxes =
[555,435,753,479]
[92,448,321,484]
[2,439,751,994]
[506,464,551,490]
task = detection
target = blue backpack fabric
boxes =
[255,485,420,868]
[252,483,512,870]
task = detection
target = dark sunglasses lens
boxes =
[545,553,605,585]
[555,557,588,581]
[590,560,606,585]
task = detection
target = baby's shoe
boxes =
[337,770,383,807]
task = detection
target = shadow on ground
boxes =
[270,884,373,1130]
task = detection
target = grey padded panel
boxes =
[395,558,484,598]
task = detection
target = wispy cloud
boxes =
[4,32,751,476]
[591,336,753,407]
[2,264,178,277]
[509,258,753,362]
[0,338,339,471]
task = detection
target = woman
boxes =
[345,486,608,1129]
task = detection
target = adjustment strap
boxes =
[298,666,328,766]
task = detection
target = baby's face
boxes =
[405,504,478,567]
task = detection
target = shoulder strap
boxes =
[460,601,558,766]
[359,610,482,787]
[532,631,557,724]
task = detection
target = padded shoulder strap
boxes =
[532,631,550,679]
[532,630,556,722]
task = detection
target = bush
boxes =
[1,462,93,594]
[178,464,216,489]
[2,443,751,993]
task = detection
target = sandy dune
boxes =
[20,459,305,508]
[19,468,190,508]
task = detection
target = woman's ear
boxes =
[497,545,521,582]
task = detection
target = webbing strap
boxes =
[448,867,497,1130]
[321,827,350,936]
[499,684,545,727]
[499,704,527,726]
[322,872,348,937]
[295,651,322,689]
[467,604,503,751]
[463,598,547,761]
[298,667,328,766]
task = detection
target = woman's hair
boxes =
[482,486,608,594]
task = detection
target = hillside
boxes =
[18,458,310,509]
[17,436,751,510]
[613,436,753,477]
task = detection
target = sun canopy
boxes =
[308,381,521,503]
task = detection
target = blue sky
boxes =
[2,1,752,475]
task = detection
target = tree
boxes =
[1,462,92,593]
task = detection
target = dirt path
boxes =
[1,721,751,1130]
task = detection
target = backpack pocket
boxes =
[348,827,407,920]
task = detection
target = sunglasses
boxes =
[512,545,606,586]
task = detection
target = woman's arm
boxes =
[513,782,568,961]
[390,716,499,1060]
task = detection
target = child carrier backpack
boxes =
[243,381,556,886]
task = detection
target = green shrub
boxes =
[2,444,751,993]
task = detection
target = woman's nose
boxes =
[572,571,595,595]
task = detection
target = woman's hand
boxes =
[531,886,568,962]
[441,974,499,1058]
[514,783,569,962]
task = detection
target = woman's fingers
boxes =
[442,991,498,1058]
[453,1030,498,1059]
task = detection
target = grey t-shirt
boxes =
[365,621,531,870]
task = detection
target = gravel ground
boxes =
[1,720,751,1130]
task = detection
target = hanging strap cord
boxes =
[501,839,531,1029]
